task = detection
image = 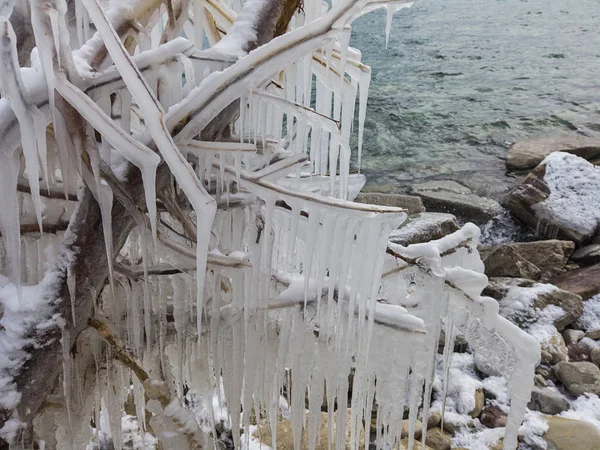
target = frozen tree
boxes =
[0,0,541,449]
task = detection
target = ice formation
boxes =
[0,0,540,449]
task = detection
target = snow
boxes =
[533,152,600,237]
[560,393,600,431]
[576,294,600,332]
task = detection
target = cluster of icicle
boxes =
[0,0,541,449]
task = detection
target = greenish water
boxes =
[350,0,600,199]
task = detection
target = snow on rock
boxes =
[532,152,600,239]
[560,393,600,431]
[576,293,600,332]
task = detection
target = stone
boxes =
[550,264,600,300]
[576,337,598,356]
[484,278,583,330]
[554,361,600,396]
[400,419,422,439]
[540,331,567,365]
[423,427,451,450]
[590,347,600,366]
[536,364,558,384]
[503,155,600,244]
[389,212,460,246]
[543,415,600,450]
[534,374,547,387]
[562,329,585,346]
[487,240,574,280]
[354,192,425,215]
[399,439,434,450]
[409,180,503,223]
[527,387,570,415]
[479,405,508,428]
[427,410,441,429]
[571,244,600,265]
[480,245,541,279]
[567,343,588,362]
[586,329,600,340]
[506,135,600,171]
[469,389,485,418]
[474,352,502,377]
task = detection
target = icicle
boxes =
[357,70,371,171]
[0,151,23,299]
[385,5,394,49]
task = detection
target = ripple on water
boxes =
[349,0,600,197]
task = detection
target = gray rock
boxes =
[586,329,600,340]
[591,347,600,367]
[527,387,570,415]
[484,278,583,330]
[571,245,600,265]
[577,337,599,355]
[354,192,425,215]
[503,155,600,244]
[479,240,575,281]
[409,181,503,223]
[554,361,600,396]
[562,329,585,346]
[389,212,460,246]
[480,245,541,279]
[474,352,502,377]
[506,135,600,171]
[550,263,600,300]
[424,427,451,450]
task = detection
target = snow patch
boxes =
[576,294,600,332]
[533,152,600,237]
[560,393,600,431]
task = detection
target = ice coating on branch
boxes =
[0,0,542,448]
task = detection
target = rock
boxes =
[527,387,569,415]
[536,364,558,384]
[562,329,585,346]
[484,278,583,330]
[549,264,600,300]
[470,389,485,418]
[567,343,588,362]
[506,135,600,171]
[479,240,575,281]
[586,329,600,340]
[591,347,600,366]
[423,427,451,450]
[409,181,503,223]
[426,410,441,429]
[534,374,547,387]
[479,406,508,428]
[571,244,600,265]
[554,361,600,396]
[540,331,567,365]
[576,337,598,356]
[389,213,460,246]
[481,245,541,279]
[543,415,600,450]
[354,192,425,215]
[503,153,600,244]
[400,419,422,439]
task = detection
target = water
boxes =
[350,0,600,200]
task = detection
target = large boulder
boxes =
[389,213,460,246]
[554,361,600,396]
[478,240,575,281]
[409,181,503,223]
[503,152,600,244]
[506,135,600,171]
[549,264,600,300]
[484,278,583,330]
[542,416,600,450]
[354,192,425,215]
